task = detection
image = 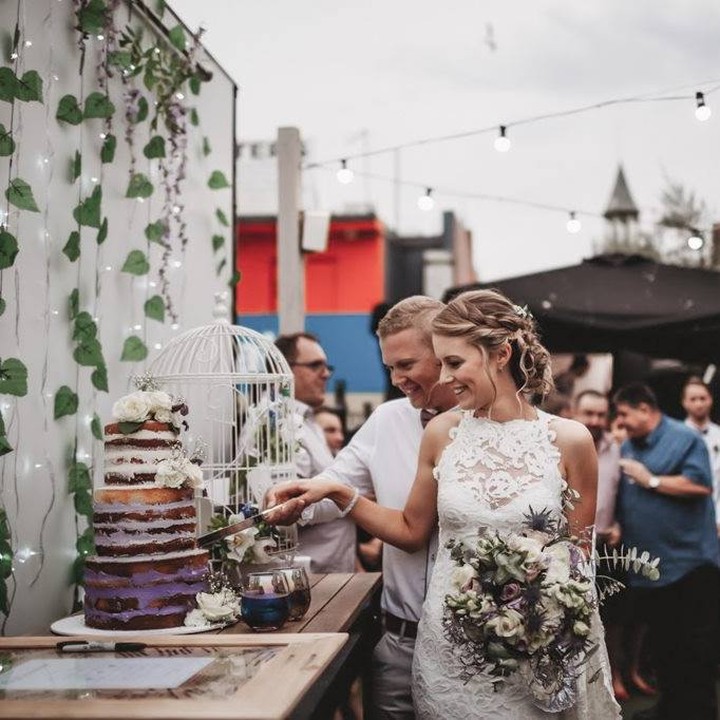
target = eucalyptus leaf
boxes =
[71,151,81,182]
[121,336,148,362]
[6,178,39,212]
[54,385,78,419]
[83,91,114,119]
[100,133,116,163]
[56,94,83,124]
[74,488,93,517]
[118,420,144,434]
[143,135,165,159]
[91,364,108,392]
[144,295,165,322]
[136,96,149,123]
[125,173,154,199]
[0,230,19,269]
[72,312,97,342]
[15,70,42,103]
[0,297,5,316]
[68,462,91,493]
[77,0,107,35]
[216,208,229,226]
[0,434,12,457]
[69,289,79,320]
[73,186,102,228]
[212,234,224,252]
[208,171,230,190]
[0,124,15,156]
[189,74,201,95]
[202,136,211,157]
[121,249,150,275]
[168,25,186,52]
[96,217,108,245]
[0,67,17,103]
[145,220,165,244]
[74,338,104,367]
[91,414,103,440]
[62,231,80,262]
[189,108,199,127]
[0,358,27,396]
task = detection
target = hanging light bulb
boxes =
[336,159,354,184]
[687,231,704,250]
[695,92,712,122]
[494,125,511,152]
[566,211,581,234]
[417,188,435,211]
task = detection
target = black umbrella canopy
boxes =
[443,254,720,362]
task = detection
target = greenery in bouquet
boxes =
[443,507,659,710]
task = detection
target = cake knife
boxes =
[196,500,295,548]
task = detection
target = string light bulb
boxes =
[687,232,704,250]
[494,125,511,152]
[566,211,581,234]
[695,92,712,122]
[336,159,354,184]
[417,188,435,211]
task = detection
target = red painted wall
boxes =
[236,216,385,315]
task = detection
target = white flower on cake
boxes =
[155,455,204,489]
[184,588,240,627]
[112,391,153,423]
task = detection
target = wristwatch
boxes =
[648,475,661,490]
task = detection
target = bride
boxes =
[272,289,619,719]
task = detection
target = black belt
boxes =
[383,611,418,639]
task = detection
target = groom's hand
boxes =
[264,481,309,525]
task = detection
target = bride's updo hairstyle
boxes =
[432,289,553,399]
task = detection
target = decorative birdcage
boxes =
[147,300,298,558]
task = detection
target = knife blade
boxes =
[197,500,294,548]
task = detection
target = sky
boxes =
[170,0,720,281]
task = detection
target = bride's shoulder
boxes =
[545,414,594,451]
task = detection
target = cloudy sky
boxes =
[171,0,720,280]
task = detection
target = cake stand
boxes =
[51,614,227,636]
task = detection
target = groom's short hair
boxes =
[376,296,444,345]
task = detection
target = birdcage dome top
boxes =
[148,319,292,384]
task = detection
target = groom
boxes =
[270,296,456,720]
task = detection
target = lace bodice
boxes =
[412,410,619,720]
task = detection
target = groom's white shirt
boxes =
[317,397,438,622]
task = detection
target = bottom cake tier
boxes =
[84,548,209,630]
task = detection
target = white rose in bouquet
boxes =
[113,391,152,422]
[485,608,525,643]
[451,563,476,590]
[543,542,572,586]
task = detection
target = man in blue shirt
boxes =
[614,382,720,720]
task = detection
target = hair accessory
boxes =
[513,304,532,320]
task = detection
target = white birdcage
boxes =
[147,300,298,556]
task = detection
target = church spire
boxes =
[604,165,639,222]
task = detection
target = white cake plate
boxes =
[51,613,227,637]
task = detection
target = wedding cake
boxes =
[83,389,210,630]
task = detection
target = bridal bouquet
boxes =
[444,507,659,712]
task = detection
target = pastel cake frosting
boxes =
[83,390,209,631]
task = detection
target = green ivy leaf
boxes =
[0,358,27,396]
[189,74,201,95]
[0,124,15,156]
[72,312,97,342]
[71,554,85,587]
[145,220,165,244]
[71,151,81,182]
[77,0,107,35]
[76,526,95,556]
[143,135,165,159]
[189,108,199,127]
[212,234,224,252]
[121,249,150,275]
[100,133,116,163]
[0,297,5,316]
[0,573,8,613]
[54,385,78,419]
[68,462,91,493]
[91,414,103,440]
[118,420,144,434]
[0,434,12,457]
[56,94,83,124]
[14,70,42,103]
[228,269,241,289]
[73,186,102,228]
[216,208,229,226]
[0,506,10,540]
[0,67,18,103]
[0,230,19,269]
[125,173,154,199]
[6,178,39,212]
[96,217,108,245]
[74,338,104,367]
[216,258,227,276]
[107,50,132,70]
[202,136,211,157]
[168,25,186,52]
[69,289,79,320]
[208,171,230,190]
[121,336,148,362]
[74,488,93,518]
[154,0,166,17]
[84,91,114,119]
[91,364,108,392]
[62,231,80,262]
[0,541,12,577]
[136,96,149,123]
[144,295,165,322]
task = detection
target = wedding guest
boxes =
[614,382,720,720]
[275,332,356,573]
[681,377,720,535]
[315,405,346,456]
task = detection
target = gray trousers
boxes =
[367,631,416,720]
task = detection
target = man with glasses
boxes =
[275,332,355,573]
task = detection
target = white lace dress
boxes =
[412,410,620,720]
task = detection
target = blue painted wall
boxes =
[237,313,385,393]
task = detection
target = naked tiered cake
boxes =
[83,390,210,630]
